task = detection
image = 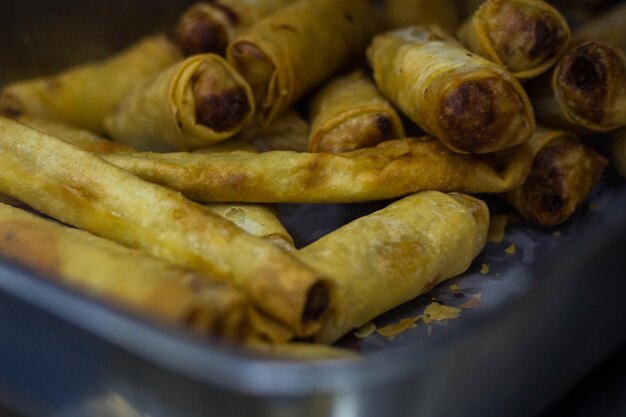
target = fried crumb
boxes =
[505,244,516,255]
[460,293,482,309]
[427,325,433,336]
[423,302,461,324]
[449,284,461,291]
[480,263,490,274]
[590,203,600,212]
[552,230,561,237]
[354,322,377,339]
[487,214,509,243]
[376,316,421,338]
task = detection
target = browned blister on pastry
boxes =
[176,0,294,55]
[457,0,570,79]
[503,128,608,226]
[528,42,626,133]
[308,71,405,153]
[368,26,535,154]
[0,36,182,134]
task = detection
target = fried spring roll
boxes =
[0,203,247,339]
[176,0,294,56]
[571,2,626,49]
[308,71,405,153]
[0,36,182,134]
[104,54,254,151]
[101,138,533,203]
[457,0,570,79]
[367,26,535,154]
[227,0,379,125]
[384,0,461,33]
[205,204,294,251]
[296,191,488,343]
[0,117,330,338]
[503,128,607,226]
[528,41,626,133]
[610,128,626,180]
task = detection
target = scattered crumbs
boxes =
[427,325,433,336]
[449,284,461,291]
[423,302,461,324]
[505,244,516,255]
[487,214,509,243]
[495,272,500,277]
[590,203,600,212]
[376,316,421,338]
[480,263,490,274]
[552,230,561,237]
[354,322,377,339]
[460,293,482,309]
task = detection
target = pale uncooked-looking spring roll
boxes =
[368,26,535,154]
[0,36,182,134]
[101,138,533,203]
[528,41,626,133]
[105,54,255,151]
[0,117,330,339]
[227,0,380,125]
[295,191,488,343]
[176,0,294,55]
[0,203,246,339]
[308,71,405,153]
[384,0,461,33]
[503,128,607,226]
[457,0,571,79]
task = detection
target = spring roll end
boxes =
[302,281,330,323]
[227,42,274,108]
[311,113,400,153]
[176,11,229,55]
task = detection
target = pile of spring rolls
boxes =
[0,0,624,359]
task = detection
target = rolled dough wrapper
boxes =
[0,36,182,134]
[296,191,488,343]
[457,0,570,79]
[176,0,294,55]
[0,117,330,339]
[610,128,626,180]
[528,41,626,133]
[384,0,461,33]
[102,138,533,203]
[105,54,255,151]
[0,203,246,340]
[503,128,607,226]
[308,71,405,153]
[367,26,535,154]
[227,0,380,126]
[571,2,626,48]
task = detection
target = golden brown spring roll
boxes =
[205,204,294,251]
[457,0,571,79]
[368,26,535,154]
[610,128,626,180]
[176,0,294,56]
[0,203,246,339]
[296,191,488,343]
[528,41,626,133]
[384,0,461,33]
[0,117,330,338]
[101,138,533,203]
[503,128,607,226]
[308,71,405,153]
[571,2,626,48]
[0,36,182,134]
[227,0,380,125]
[104,54,255,151]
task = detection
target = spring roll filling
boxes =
[192,61,251,133]
[177,8,231,55]
[228,42,275,107]
[302,281,330,322]
[314,113,397,153]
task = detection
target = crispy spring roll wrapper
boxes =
[0,203,246,339]
[367,26,535,154]
[227,0,380,126]
[205,204,294,251]
[0,117,330,338]
[104,54,255,151]
[456,0,571,79]
[528,41,626,133]
[571,2,626,48]
[296,191,488,343]
[308,71,405,153]
[610,128,626,180]
[503,128,607,226]
[384,0,461,33]
[101,138,533,203]
[176,0,294,56]
[0,36,182,134]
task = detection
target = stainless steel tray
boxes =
[1,2,625,416]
